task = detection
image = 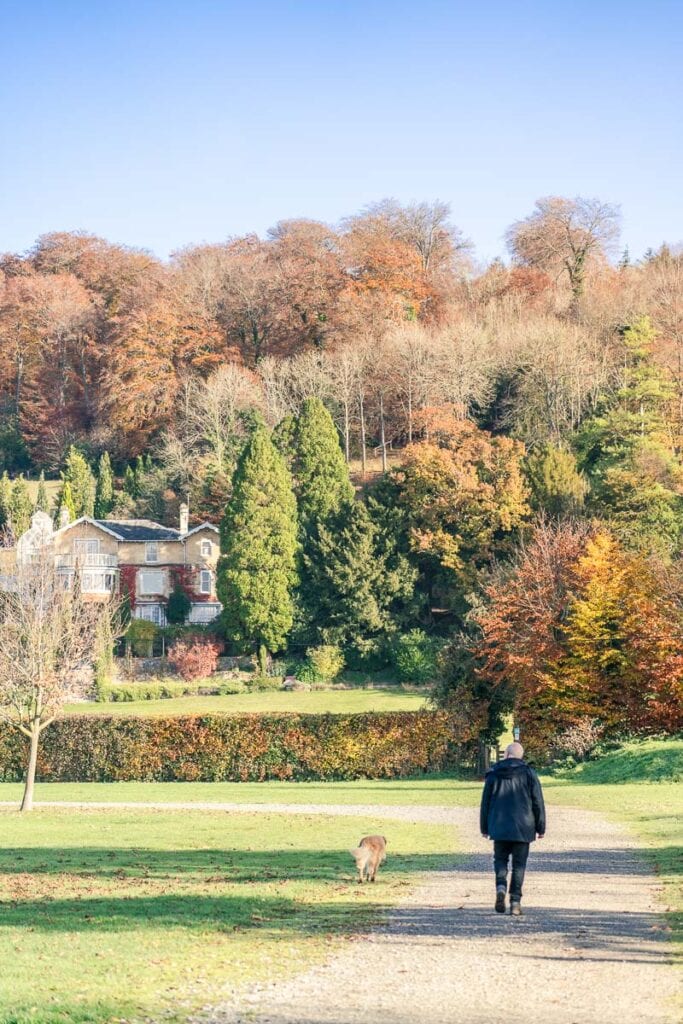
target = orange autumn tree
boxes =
[394,404,530,613]
[565,532,683,734]
[474,519,589,747]
[475,521,683,752]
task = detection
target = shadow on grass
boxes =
[0,890,393,935]
[0,848,452,880]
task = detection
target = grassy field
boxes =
[0,777,478,806]
[63,688,429,717]
[0,805,455,1024]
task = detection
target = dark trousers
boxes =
[493,840,529,900]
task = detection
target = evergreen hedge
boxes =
[0,712,475,782]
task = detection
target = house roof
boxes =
[99,519,182,541]
[55,516,219,543]
[183,523,220,537]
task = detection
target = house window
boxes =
[189,602,221,624]
[199,569,212,595]
[135,604,166,626]
[139,570,165,595]
[75,539,100,557]
[81,571,116,594]
[200,539,212,557]
[145,542,159,563]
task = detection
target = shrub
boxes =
[99,680,203,702]
[168,636,220,681]
[394,630,439,683]
[550,719,604,763]
[0,711,477,782]
[301,644,345,682]
[126,619,159,657]
[217,679,248,695]
[247,675,284,691]
[166,584,191,625]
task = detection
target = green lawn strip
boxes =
[0,778,481,807]
[559,737,683,784]
[0,807,456,1024]
[62,689,428,717]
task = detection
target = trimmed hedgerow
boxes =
[0,712,475,782]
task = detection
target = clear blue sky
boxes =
[1,0,681,262]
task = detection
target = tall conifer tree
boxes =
[301,499,416,663]
[217,426,298,672]
[95,452,115,519]
[55,480,77,525]
[59,447,96,519]
[575,317,683,554]
[291,398,353,533]
[34,471,51,514]
[9,476,33,537]
[0,472,12,531]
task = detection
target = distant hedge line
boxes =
[0,712,475,782]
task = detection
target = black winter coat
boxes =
[479,758,546,842]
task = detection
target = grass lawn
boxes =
[0,777,480,807]
[0,806,456,1024]
[62,688,429,717]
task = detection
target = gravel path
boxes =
[186,802,680,1024]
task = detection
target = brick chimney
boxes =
[179,502,189,535]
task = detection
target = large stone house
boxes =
[10,503,222,627]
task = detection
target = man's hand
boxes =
[537,833,545,840]
[481,834,489,839]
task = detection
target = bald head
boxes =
[505,742,524,759]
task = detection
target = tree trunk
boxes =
[359,394,367,479]
[343,400,350,463]
[477,738,491,778]
[20,722,40,812]
[379,394,387,473]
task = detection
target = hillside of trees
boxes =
[1,195,682,753]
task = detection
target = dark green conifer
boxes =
[94,452,115,519]
[217,426,298,672]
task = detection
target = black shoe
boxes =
[495,891,506,913]
[510,901,522,917]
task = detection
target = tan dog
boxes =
[350,835,387,883]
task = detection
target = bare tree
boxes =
[187,363,264,471]
[257,355,299,426]
[344,198,472,275]
[506,196,621,301]
[383,324,442,441]
[0,546,119,811]
[327,344,363,461]
[283,350,335,408]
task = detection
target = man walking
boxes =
[479,741,546,916]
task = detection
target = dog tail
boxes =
[350,846,372,869]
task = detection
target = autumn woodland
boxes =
[1,196,682,753]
